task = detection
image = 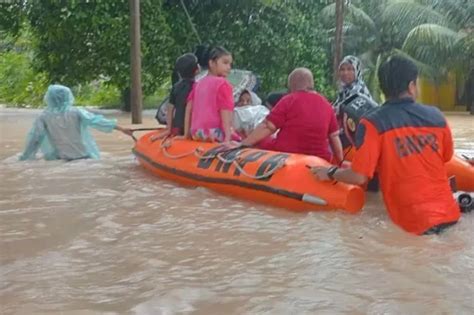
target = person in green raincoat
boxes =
[19,84,132,161]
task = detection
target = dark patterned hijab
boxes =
[333,55,373,117]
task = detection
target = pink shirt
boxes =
[187,75,234,134]
[260,91,338,161]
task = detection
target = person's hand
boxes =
[173,135,188,141]
[150,129,170,142]
[222,140,242,150]
[310,166,331,181]
[120,127,133,137]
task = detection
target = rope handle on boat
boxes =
[130,127,166,142]
[215,154,285,180]
[160,138,206,159]
[159,138,285,179]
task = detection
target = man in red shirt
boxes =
[241,68,343,163]
[312,56,460,235]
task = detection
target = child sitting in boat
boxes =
[159,53,199,138]
[234,89,269,138]
[240,68,343,164]
[19,84,132,161]
[236,89,252,107]
[184,46,239,143]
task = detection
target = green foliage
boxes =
[74,81,121,107]
[1,0,337,108]
[14,0,175,97]
[320,0,472,102]
[165,0,335,97]
[0,2,23,35]
[0,51,48,107]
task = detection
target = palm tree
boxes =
[402,0,473,112]
[333,0,345,81]
[320,0,472,106]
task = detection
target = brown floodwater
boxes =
[0,108,473,315]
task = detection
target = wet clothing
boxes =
[423,221,457,235]
[260,91,339,161]
[19,85,117,161]
[169,78,194,135]
[351,97,460,234]
[187,75,237,142]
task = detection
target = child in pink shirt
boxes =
[184,47,239,143]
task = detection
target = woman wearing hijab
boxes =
[19,84,132,161]
[333,55,374,120]
[332,56,380,192]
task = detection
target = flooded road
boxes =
[1,108,473,314]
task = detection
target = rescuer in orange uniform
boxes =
[312,55,460,235]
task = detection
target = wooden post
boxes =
[334,0,345,83]
[130,0,142,124]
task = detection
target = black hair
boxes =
[265,91,287,109]
[239,90,251,98]
[378,55,419,99]
[208,46,231,62]
[175,53,199,79]
[194,44,210,68]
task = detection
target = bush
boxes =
[74,81,121,107]
[0,51,48,106]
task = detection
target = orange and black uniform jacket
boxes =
[351,97,460,234]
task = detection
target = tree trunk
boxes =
[121,87,131,112]
[333,0,345,83]
[130,0,143,123]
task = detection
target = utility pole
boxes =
[130,0,143,123]
[334,0,345,83]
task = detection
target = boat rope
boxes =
[158,137,285,180]
[160,138,205,159]
[215,154,286,180]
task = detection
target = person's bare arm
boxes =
[165,103,174,131]
[311,166,368,185]
[220,109,234,143]
[241,120,277,146]
[150,103,174,141]
[183,101,192,139]
[329,131,344,165]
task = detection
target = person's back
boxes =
[312,56,460,235]
[167,53,199,136]
[169,78,194,134]
[241,68,342,163]
[359,99,459,233]
[37,108,88,160]
[190,75,231,132]
[184,47,236,143]
[267,91,337,160]
[19,84,131,161]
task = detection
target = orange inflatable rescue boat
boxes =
[133,132,365,213]
[445,156,474,192]
[342,146,474,192]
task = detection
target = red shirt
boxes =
[351,98,460,234]
[260,91,338,161]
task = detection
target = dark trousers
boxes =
[423,221,457,235]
